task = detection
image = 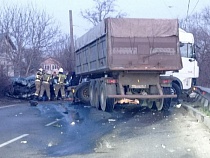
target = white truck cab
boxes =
[163,28,199,101]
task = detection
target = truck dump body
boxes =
[75,18,182,75]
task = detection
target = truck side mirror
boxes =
[191,53,196,59]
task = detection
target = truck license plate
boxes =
[131,85,147,88]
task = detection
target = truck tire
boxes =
[162,87,172,111]
[155,99,164,110]
[89,80,95,107]
[146,99,155,109]
[76,82,90,105]
[100,82,115,112]
[171,82,181,104]
[95,81,101,110]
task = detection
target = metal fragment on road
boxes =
[176,103,182,108]
[48,142,53,147]
[84,106,91,108]
[53,124,61,127]
[108,119,116,122]
[161,144,166,148]
[70,122,75,125]
[20,141,27,144]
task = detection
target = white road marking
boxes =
[45,119,61,127]
[0,134,29,148]
[0,104,19,109]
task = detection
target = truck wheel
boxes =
[95,81,101,110]
[89,80,95,107]
[100,82,115,112]
[76,82,90,105]
[146,99,154,109]
[155,99,164,110]
[171,83,181,103]
[162,87,172,111]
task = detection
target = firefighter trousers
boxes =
[40,82,51,100]
[54,84,65,99]
[35,80,41,96]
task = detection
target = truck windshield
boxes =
[180,42,194,58]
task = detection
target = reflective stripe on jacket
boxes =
[58,74,66,84]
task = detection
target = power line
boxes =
[189,0,200,16]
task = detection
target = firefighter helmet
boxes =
[59,68,63,73]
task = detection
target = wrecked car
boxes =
[5,75,35,99]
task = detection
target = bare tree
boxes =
[81,0,126,26]
[0,4,61,76]
[180,6,210,87]
[50,35,74,73]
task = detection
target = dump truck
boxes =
[69,18,182,112]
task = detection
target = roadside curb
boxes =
[182,103,210,130]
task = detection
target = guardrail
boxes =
[191,86,210,115]
[182,86,210,130]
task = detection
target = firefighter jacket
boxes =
[42,73,52,83]
[57,73,67,84]
[36,71,43,81]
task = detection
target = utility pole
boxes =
[69,10,75,72]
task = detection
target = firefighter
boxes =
[50,69,58,100]
[54,68,67,100]
[39,70,52,101]
[34,68,43,100]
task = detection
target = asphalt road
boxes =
[0,101,210,158]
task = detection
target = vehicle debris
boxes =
[53,124,62,128]
[108,119,116,122]
[161,144,166,149]
[20,141,27,144]
[70,122,75,126]
[175,103,182,108]
[48,142,53,147]
[29,100,38,106]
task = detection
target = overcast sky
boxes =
[0,0,209,37]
